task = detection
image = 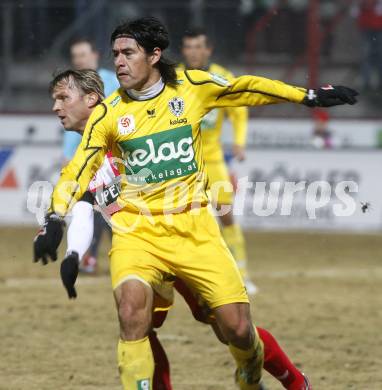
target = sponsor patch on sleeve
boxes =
[109,95,121,107]
[209,72,231,87]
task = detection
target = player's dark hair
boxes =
[49,69,105,103]
[111,17,178,87]
[182,27,212,47]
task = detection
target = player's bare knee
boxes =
[115,280,153,339]
[118,298,151,339]
[118,298,141,324]
[225,316,252,344]
[235,317,252,342]
[214,303,253,347]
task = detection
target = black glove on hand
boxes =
[33,213,65,265]
[60,251,79,299]
[303,85,358,107]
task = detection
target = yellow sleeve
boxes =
[50,103,112,216]
[226,106,248,147]
[184,70,307,113]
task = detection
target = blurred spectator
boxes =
[352,0,382,90]
[311,109,333,149]
[62,38,119,163]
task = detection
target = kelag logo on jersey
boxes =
[118,125,197,183]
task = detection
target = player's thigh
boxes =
[109,213,175,309]
[175,208,248,309]
[205,160,233,206]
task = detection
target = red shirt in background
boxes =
[358,0,382,30]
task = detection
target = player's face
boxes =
[182,35,212,70]
[51,81,92,132]
[112,37,159,90]
[70,42,99,70]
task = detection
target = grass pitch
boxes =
[1,227,381,390]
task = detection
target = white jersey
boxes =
[88,152,121,215]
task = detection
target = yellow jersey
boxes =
[179,63,248,162]
[51,69,306,216]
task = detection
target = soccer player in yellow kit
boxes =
[50,68,312,390]
[34,17,357,390]
[180,28,257,294]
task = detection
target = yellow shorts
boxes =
[109,206,248,309]
[205,160,233,205]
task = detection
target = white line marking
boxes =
[3,276,110,287]
[255,268,382,279]
[2,267,382,288]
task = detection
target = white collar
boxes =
[126,78,164,101]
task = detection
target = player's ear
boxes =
[149,47,161,66]
[86,92,100,108]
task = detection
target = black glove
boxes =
[60,251,79,299]
[303,85,358,107]
[33,213,65,265]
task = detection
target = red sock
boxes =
[174,279,308,389]
[149,331,173,390]
[257,327,306,390]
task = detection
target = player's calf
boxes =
[214,303,264,390]
[115,279,156,390]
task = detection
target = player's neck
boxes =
[127,76,164,101]
[77,120,87,133]
[186,62,210,71]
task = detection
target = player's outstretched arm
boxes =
[185,70,358,111]
[215,76,358,108]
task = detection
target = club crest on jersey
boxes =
[118,114,135,135]
[168,97,185,117]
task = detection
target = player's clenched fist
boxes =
[60,252,79,299]
[33,213,65,265]
[303,85,358,107]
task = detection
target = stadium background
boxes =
[1,1,381,389]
